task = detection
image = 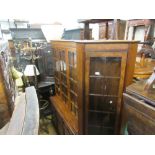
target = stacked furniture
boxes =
[50,40,138,134]
[0,41,16,129]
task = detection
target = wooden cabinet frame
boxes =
[85,51,127,134]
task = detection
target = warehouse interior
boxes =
[0,19,155,135]
[1,0,155,154]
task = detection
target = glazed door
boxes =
[85,51,127,135]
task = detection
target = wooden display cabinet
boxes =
[50,40,138,134]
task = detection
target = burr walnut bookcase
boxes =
[50,40,138,135]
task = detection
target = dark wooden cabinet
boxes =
[50,40,138,134]
[121,81,155,135]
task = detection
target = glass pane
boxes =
[60,50,67,73]
[70,79,77,93]
[88,112,116,127]
[105,78,120,96]
[68,51,77,81]
[88,126,114,135]
[70,91,78,116]
[68,52,74,65]
[70,92,77,106]
[71,103,78,117]
[90,57,106,76]
[89,96,117,112]
[62,93,68,103]
[88,56,121,134]
[89,78,106,94]
[62,84,67,95]
[61,74,67,85]
[90,57,121,77]
[52,48,56,58]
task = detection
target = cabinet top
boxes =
[51,39,139,44]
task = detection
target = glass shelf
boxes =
[89,75,120,79]
[89,94,118,97]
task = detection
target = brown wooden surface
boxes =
[51,40,138,43]
[125,19,155,41]
[76,43,85,134]
[124,43,138,87]
[78,19,113,24]
[134,58,155,79]
[121,93,155,134]
[99,20,126,40]
[84,23,90,39]
[127,19,155,27]
[126,80,155,106]
[50,96,78,134]
[79,19,125,40]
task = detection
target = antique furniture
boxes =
[50,40,138,135]
[125,19,155,54]
[78,19,126,40]
[121,76,155,134]
[62,28,92,40]
[0,86,39,135]
[38,78,55,99]
[125,19,155,80]
[125,19,155,43]
[37,43,54,77]
[0,41,16,129]
[134,55,155,79]
[38,78,55,133]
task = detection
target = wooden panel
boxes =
[128,19,154,27]
[126,80,155,105]
[85,43,129,52]
[124,43,138,87]
[122,93,155,134]
[124,93,155,120]
[50,96,77,134]
[22,86,39,135]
